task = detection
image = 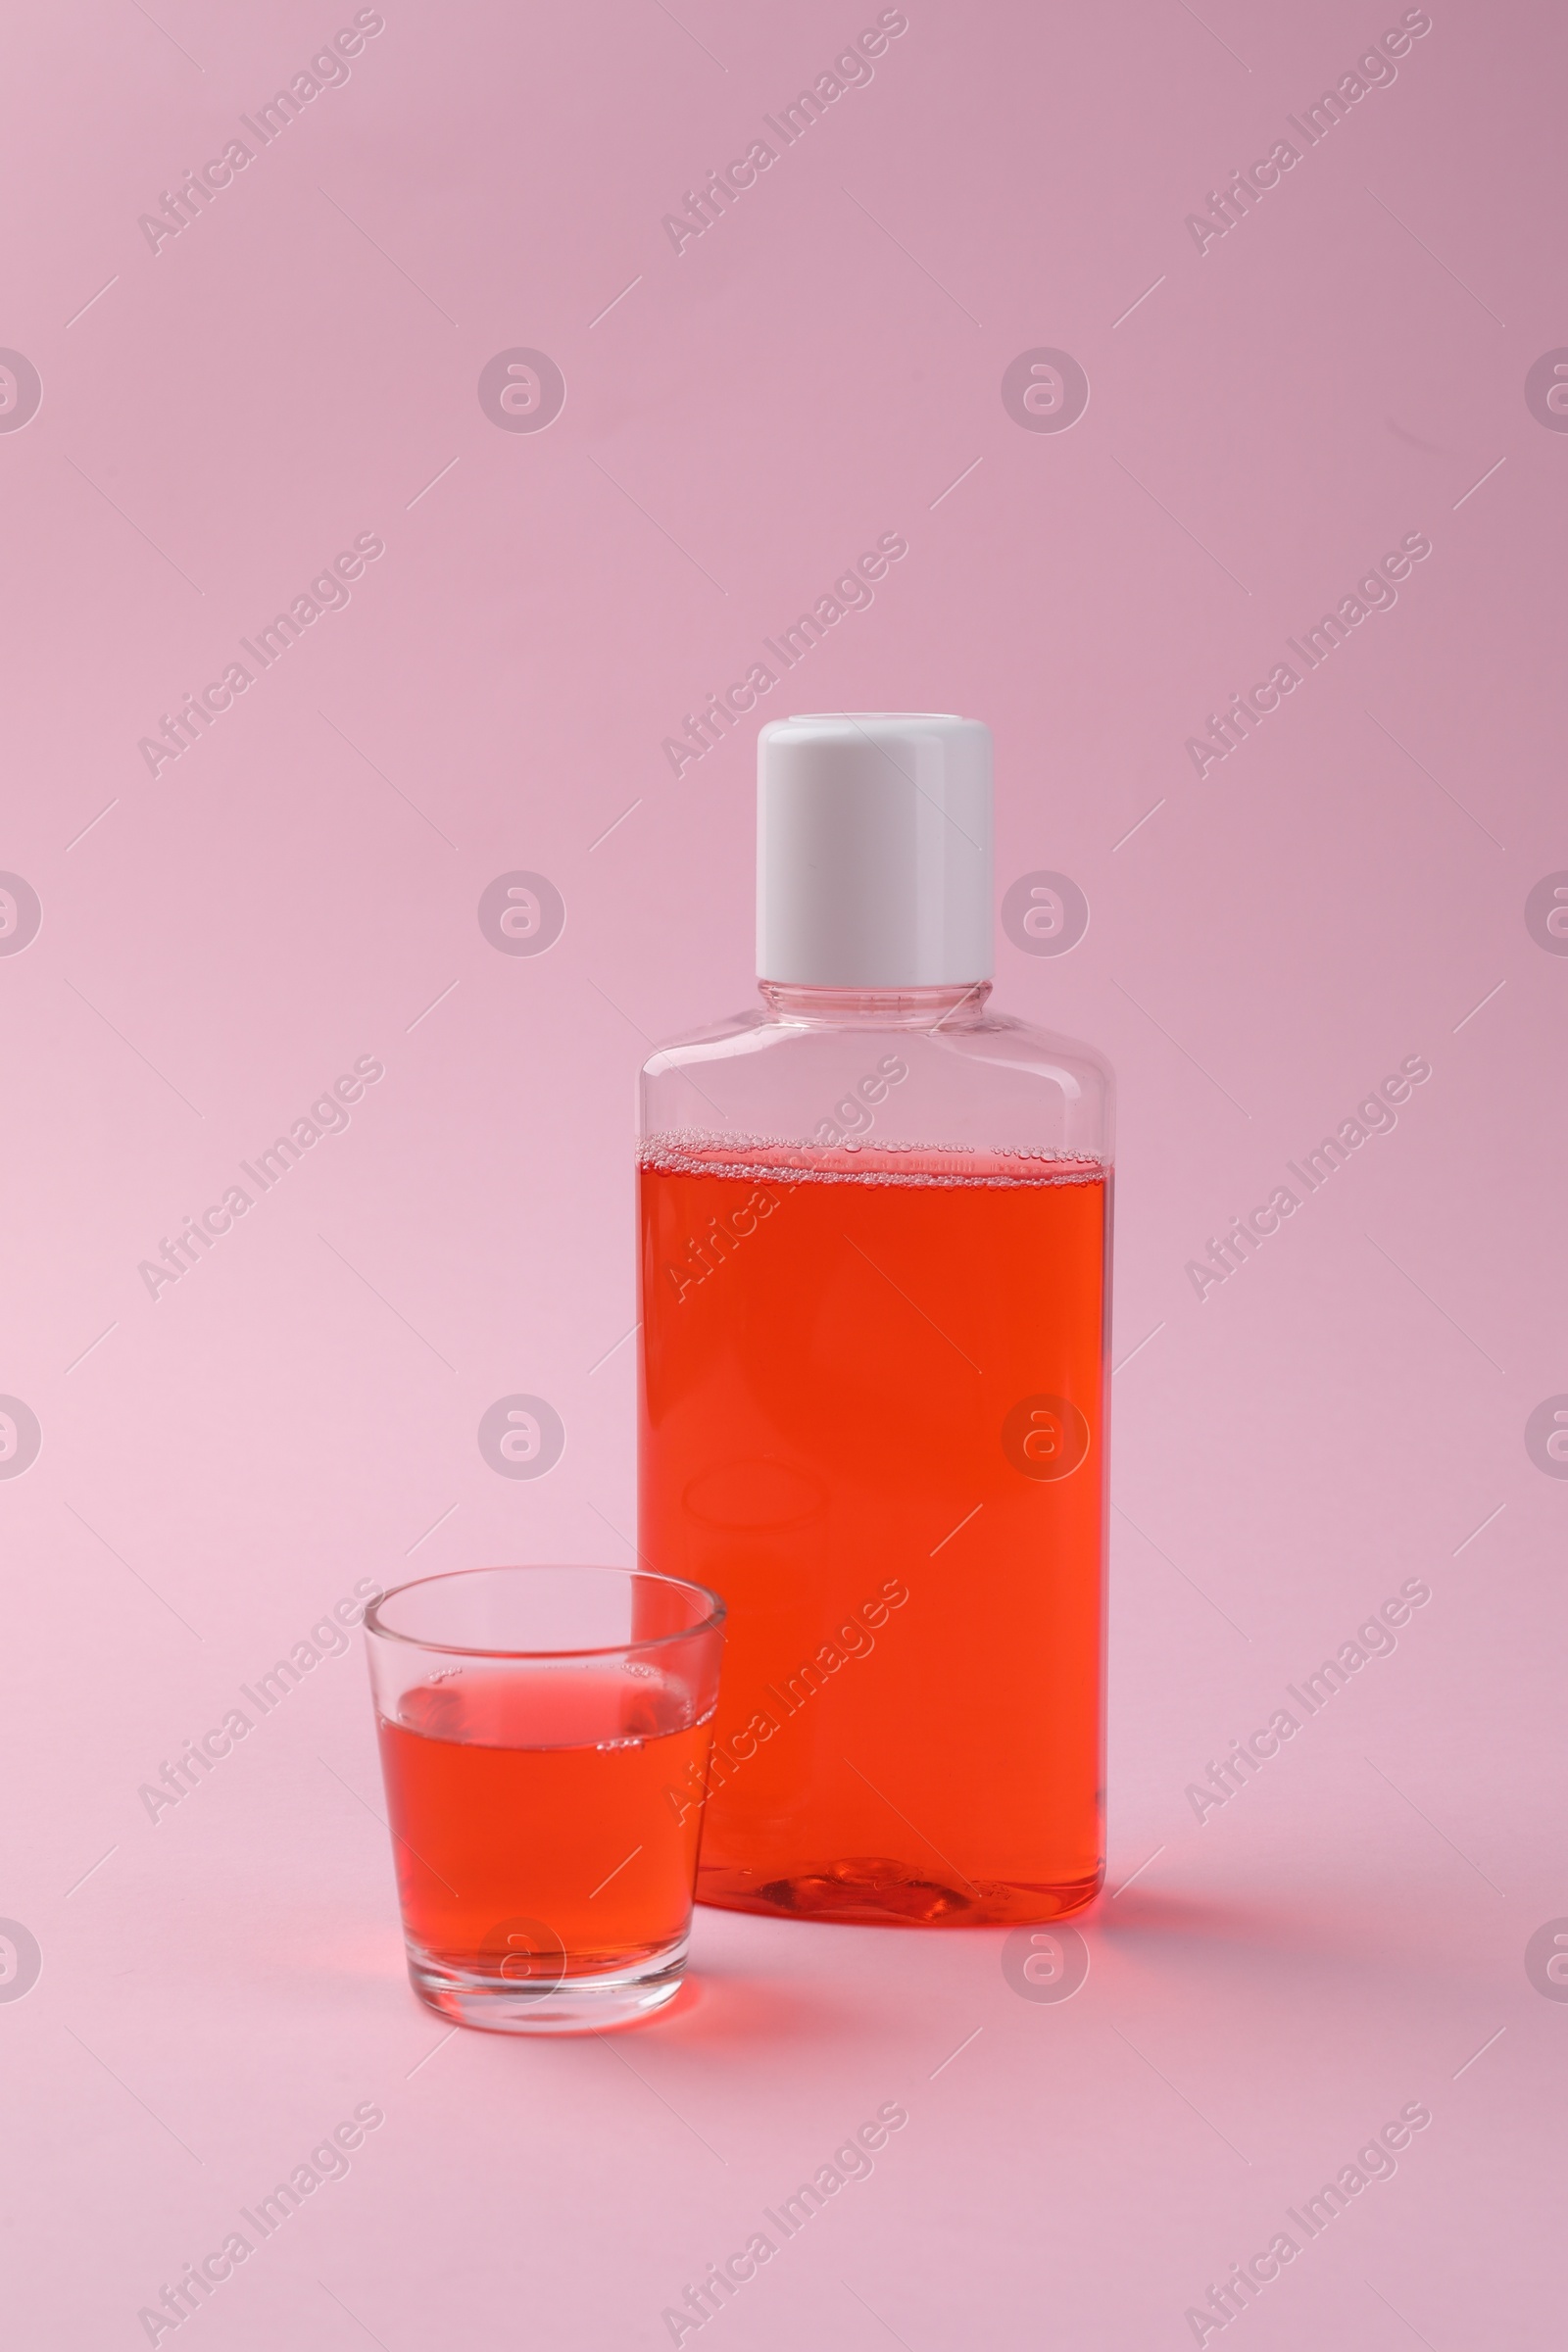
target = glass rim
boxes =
[362,1562,726,1661]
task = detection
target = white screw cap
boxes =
[757,712,994,986]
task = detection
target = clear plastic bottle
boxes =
[638,715,1112,1925]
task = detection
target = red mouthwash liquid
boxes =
[639,1137,1107,1926]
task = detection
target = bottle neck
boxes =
[758,980,993,1029]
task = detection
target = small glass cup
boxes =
[364,1564,725,2034]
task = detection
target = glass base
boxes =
[697,1856,1103,1926]
[406,1934,688,2034]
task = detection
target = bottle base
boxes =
[696,1855,1102,1927]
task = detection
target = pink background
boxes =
[2,0,1564,2343]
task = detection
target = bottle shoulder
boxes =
[640,1007,771,1079]
[642,1004,1110,1084]
[640,1002,1113,1158]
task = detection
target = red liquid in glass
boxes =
[377,1664,712,1980]
[639,1140,1108,1926]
